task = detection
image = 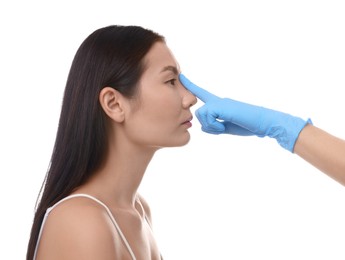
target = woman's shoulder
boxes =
[36,195,124,259]
[47,194,110,225]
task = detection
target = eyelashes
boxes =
[165,78,177,87]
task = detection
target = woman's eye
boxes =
[166,79,177,86]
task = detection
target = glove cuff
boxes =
[278,117,313,152]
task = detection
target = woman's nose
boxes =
[182,88,197,108]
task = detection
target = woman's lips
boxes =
[182,116,193,127]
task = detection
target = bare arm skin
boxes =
[294,124,345,186]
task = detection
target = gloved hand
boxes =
[179,73,312,152]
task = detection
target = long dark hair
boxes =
[26,25,164,260]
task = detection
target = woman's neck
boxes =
[74,144,156,208]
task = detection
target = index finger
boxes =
[179,73,218,103]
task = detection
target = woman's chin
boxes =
[172,134,191,147]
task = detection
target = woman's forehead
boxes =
[144,42,179,72]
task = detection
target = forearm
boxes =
[294,124,345,186]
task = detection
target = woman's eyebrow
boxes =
[160,65,178,75]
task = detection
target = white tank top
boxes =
[33,193,144,260]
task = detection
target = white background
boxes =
[1,1,345,259]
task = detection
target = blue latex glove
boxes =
[179,73,312,152]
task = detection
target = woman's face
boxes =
[123,41,197,149]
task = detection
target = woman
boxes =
[27,25,197,260]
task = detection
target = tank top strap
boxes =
[33,193,136,260]
[135,196,153,228]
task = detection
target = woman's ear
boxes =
[99,87,126,122]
